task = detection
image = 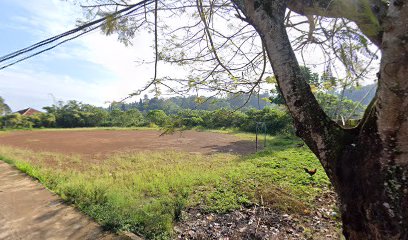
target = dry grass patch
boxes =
[0,135,330,239]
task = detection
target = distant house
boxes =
[15,108,42,116]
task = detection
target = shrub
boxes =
[108,109,145,127]
[27,113,56,128]
[1,114,33,128]
[240,107,293,134]
[202,109,247,129]
[146,110,169,127]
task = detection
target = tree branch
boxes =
[287,0,388,47]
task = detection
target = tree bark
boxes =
[232,0,408,239]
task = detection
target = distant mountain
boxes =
[115,93,274,114]
[113,84,377,114]
[341,84,377,106]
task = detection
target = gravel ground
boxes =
[175,190,342,240]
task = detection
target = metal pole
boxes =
[264,123,267,148]
[255,123,258,152]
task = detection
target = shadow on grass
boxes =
[200,134,305,156]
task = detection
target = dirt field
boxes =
[0,129,255,156]
[0,129,255,240]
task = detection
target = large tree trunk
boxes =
[232,0,408,239]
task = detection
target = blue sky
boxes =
[0,0,378,112]
[0,0,157,111]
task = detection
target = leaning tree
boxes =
[62,0,408,239]
[232,1,407,239]
[1,0,406,239]
[95,2,407,238]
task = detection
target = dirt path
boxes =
[0,161,126,240]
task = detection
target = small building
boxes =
[15,108,42,116]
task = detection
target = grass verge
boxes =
[0,134,330,239]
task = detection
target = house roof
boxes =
[15,108,42,116]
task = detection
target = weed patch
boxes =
[0,135,330,239]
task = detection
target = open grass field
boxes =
[0,129,339,239]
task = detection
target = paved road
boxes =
[0,161,125,240]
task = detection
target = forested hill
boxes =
[114,83,376,114]
[114,93,273,114]
[342,83,377,105]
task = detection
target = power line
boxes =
[0,0,154,70]
[0,24,102,71]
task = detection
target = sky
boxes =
[0,0,159,111]
[0,0,378,112]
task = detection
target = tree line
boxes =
[0,88,364,134]
[0,66,366,132]
[0,99,294,135]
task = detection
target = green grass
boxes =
[0,134,330,239]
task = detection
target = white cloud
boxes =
[1,0,379,112]
[0,0,160,110]
[0,68,108,110]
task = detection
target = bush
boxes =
[146,110,169,127]
[1,114,33,128]
[162,107,293,135]
[240,107,293,134]
[108,109,145,127]
[174,109,205,127]
[27,113,56,128]
[202,109,247,129]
